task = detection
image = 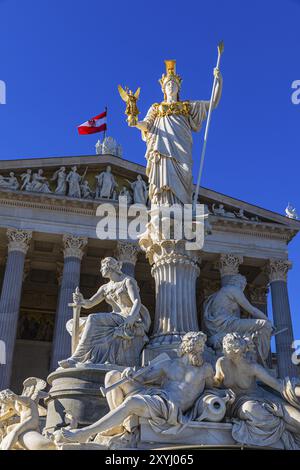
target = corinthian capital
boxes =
[247,284,269,305]
[115,241,140,265]
[268,259,292,283]
[216,253,243,277]
[63,234,88,260]
[7,228,32,254]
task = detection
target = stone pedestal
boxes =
[139,419,236,447]
[45,365,123,432]
[140,235,200,361]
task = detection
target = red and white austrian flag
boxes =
[77,110,107,135]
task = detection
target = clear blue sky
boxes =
[0,0,299,340]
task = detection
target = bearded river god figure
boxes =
[55,332,231,446]
[58,257,151,369]
[129,60,222,206]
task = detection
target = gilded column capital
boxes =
[115,241,140,265]
[267,259,292,283]
[215,253,243,277]
[62,234,88,260]
[7,228,32,254]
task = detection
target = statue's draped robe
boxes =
[66,172,81,198]
[142,101,208,205]
[228,378,300,449]
[98,172,115,198]
[203,288,272,361]
[132,181,147,205]
[66,277,151,367]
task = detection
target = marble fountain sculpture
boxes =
[1,57,300,451]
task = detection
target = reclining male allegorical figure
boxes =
[56,331,228,444]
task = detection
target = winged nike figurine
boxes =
[118,85,141,126]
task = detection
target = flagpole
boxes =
[103,105,107,140]
[193,41,224,207]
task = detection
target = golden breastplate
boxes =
[154,101,190,118]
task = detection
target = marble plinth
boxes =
[139,419,236,447]
[45,365,123,432]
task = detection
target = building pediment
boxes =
[0,153,299,241]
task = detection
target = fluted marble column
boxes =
[0,229,32,389]
[141,239,200,358]
[216,253,243,286]
[248,284,272,369]
[267,259,298,378]
[50,235,87,371]
[115,241,140,277]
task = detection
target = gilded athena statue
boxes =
[132,60,223,206]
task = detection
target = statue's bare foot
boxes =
[58,358,77,369]
[54,428,87,444]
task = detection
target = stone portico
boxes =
[0,152,299,390]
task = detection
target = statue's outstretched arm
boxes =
[84,286,105,309]
[233,287,269,321]
[0,407,16,422]
[212,68,223,109]
[213,357,225,387]
[135,361,170,385]
[253,363,283,394]
[134,121,148,132]
[124,279,142,325]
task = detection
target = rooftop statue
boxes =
[212,203,236,218]
[96,136,123,158]
[66,166,87,198]
[119,186,133,204]
[51,167,67,195]
[30,169,51,193]
[285,203,298,220]
[95,165,117,199]
[120,60,222,206]
[20,169,32,191]
[126,175,148,205]
[80,180,94,199]
[0,172,19,190]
